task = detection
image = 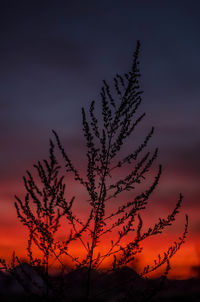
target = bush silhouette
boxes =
[52,41,188,299]
[0,41,188,301]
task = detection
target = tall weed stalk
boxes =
[53,41,188,299]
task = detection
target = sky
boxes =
[0,0,200,278]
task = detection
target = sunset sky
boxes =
[0,0,200,279]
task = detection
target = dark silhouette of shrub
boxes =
[0,141,91,300]
[0,41,188,302]
[52,41,188,299]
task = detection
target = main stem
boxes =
[86,134,112,299]
[45,252,49,300]
[45,214,49,300]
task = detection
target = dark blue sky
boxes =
[0,1,200,238]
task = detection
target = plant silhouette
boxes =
[52,41,188,299]
[0,41,188,302]
[0,141,91,300]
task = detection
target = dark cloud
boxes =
[0,37,88,72]
[158,141,200,179]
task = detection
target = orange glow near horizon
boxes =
[0,168,199,280]
[0,211,199,280]
[0,238,199,279]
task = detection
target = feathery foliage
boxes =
[0,41,188,302]
[52,41,188,299]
